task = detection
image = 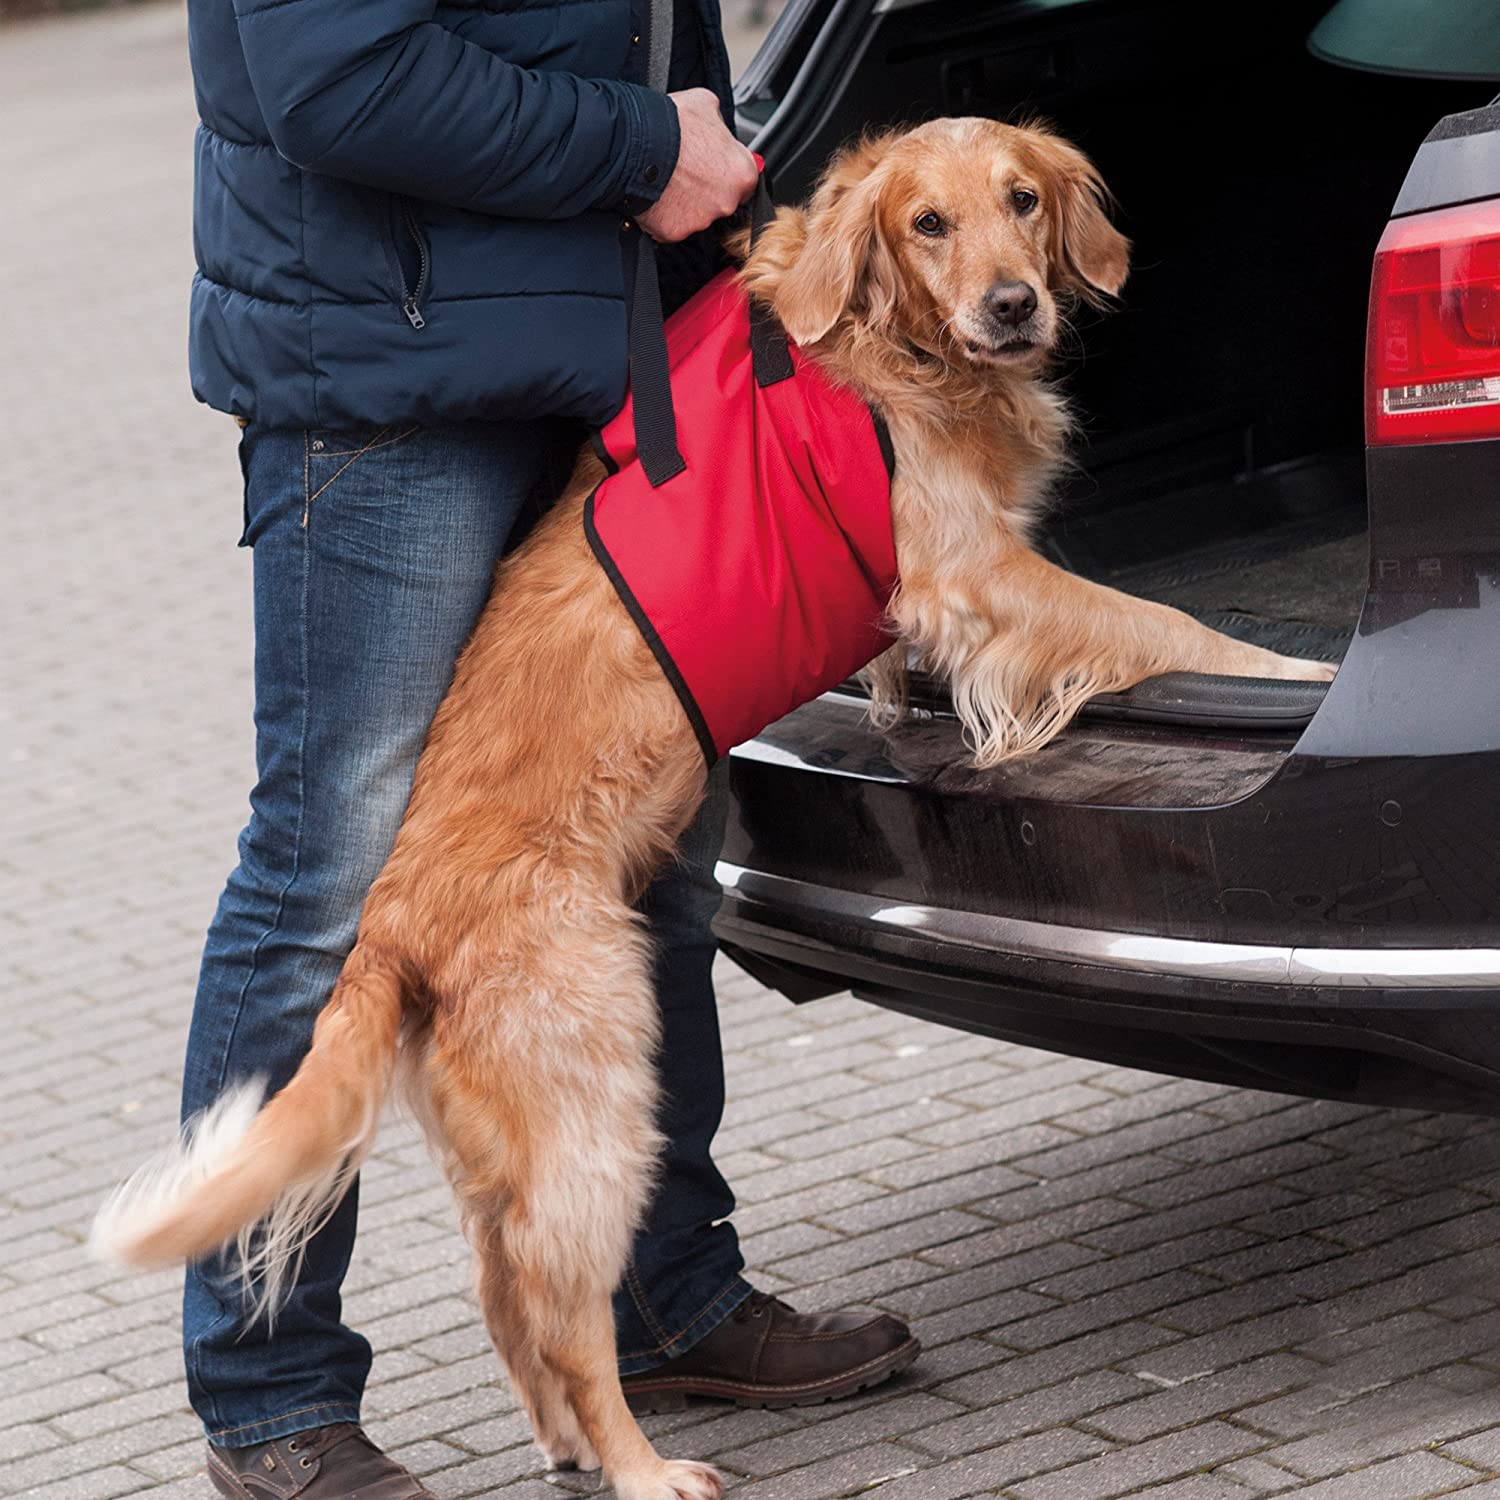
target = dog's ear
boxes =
[1029,133,1130,304]
[770,135,899,345]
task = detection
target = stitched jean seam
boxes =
[623,1262,674,1348]
[186,446,315,1430]
[210,1399,361,1444]
[304,425,420,519]
[618,1274,750,1363]
[311,425,421,459]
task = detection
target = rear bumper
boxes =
[715,861,1500,1116]
[713,425,1500,1113]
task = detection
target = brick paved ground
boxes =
[8,6,1500,1498]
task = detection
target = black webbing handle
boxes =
[625,0,687,487]
[628,172,793,485]
[627,229,687,486]
[748,174,794,389]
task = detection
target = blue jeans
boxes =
[182,422,749,1447]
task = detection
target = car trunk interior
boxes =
[750,0,1495,719]
[1022,2,1464,672]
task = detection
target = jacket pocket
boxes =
[385,195,431,329]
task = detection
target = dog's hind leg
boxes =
[425,901,719,1498]
[470,1218,599,1472]
[540,1285,722,1500]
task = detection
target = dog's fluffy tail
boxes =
[90,951,408,1322]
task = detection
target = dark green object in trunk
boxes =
[1310,0,1500,82]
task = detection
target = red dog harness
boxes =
[586,188,897,765]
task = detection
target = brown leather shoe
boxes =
[206,1424,435,1500]
[620,1291,920,1412]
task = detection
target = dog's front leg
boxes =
[912,543,1335,765]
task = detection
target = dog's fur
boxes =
[93,119,1334,1499]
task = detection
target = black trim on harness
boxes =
[583,486,718,768]
[870,408,896,479]
[588,427,620,476]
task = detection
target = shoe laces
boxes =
[734,1291,790,1323]
[284,1424,364,1467]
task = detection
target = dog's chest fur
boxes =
[884,378,1069,608]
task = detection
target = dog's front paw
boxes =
[662,1462,724,1500]
[616,1460,725,1500]
[1270,654,1338,683]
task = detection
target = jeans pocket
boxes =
[306,425,416,459]
[302,425,423,524]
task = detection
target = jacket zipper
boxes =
[396,198,430,329]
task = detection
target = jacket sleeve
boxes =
[232,0,680,218]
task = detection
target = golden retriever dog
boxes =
[93,118,1333,1499]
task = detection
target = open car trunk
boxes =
[743,0,1495,731]
[1053,451,1366,665]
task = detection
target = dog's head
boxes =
[756,118,1129,371]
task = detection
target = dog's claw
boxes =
[1261,652,1337,683]
[1290,658,1338,683]
[666,1461,724,1500]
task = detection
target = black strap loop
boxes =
[627,228,687,487]
[623,0,686,487]
[748,174,794,389]
[628,173,794,484]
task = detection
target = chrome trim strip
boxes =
[716,862,1500,990]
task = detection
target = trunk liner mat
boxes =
[1099,523,1367,663]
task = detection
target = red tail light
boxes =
[1367,198,1500,445]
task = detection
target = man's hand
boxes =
[637,89,759,243]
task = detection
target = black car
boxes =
[716,0,1500,1115]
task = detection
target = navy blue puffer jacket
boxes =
[187,0,731,429]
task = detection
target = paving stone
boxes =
[933,1322,1183,1407]
[12,1464,155,1500]
[384,1439,471,1477]
[1081,1355,1326,1444]
[1441,1425,1500,1471]
[816,1167,1031,1237]
[641,1405,800,1463]
[1213,1455,1309,1491]
[0,1375,134,1432]
[1007,1420,1267,1500]
[3,1416,195,1492]
[767,1210,995,1283]
[1143,1479,1255,1500]
[0,1424,63,1463]
[715,1394,961,1475]
[1283,1451,1482,1500]
[1256,1384,1500,1478]
[858,1429,1114,1500]
[864,1128,1081,1192]
[905,1370,1151,1457]
[918,1198,1140,1270]
[126,1435,207,1482]
[906,1288,1060,1350]
[1000,1270,1218,1352]
[420,1446,552,1495]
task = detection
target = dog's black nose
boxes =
[984,281,1038,327]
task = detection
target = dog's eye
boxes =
[913,211,945,237]
[1012,189,1039,216]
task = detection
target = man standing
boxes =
[180,0,917,1492]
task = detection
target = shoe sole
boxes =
[622,1336,922,1414]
